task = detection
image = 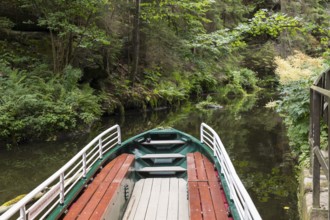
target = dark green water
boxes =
[0,93,298,219]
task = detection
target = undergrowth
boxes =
[0,62,103,144]
[272,51,328,166]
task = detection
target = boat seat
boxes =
[137,166,186,175]
[141,140,186,145]
[63,153,135,220]
[187,152,233,220]
[140,153,185,164]
[140,153,185,159]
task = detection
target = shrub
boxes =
[274,51,328,165]
[221,68,259,97]
[154,80,187,105]
[190,71,218,97]
[0,63,103,144]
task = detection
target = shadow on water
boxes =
[0,91,298,219]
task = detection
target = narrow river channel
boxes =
[0,92,298,219]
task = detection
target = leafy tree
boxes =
[248,9,302,38]
[21,0,111,73]
[0,0,329,145]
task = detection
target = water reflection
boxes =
[0,93,298,219]
[159,94,298,219]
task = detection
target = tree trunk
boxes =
[49,30,59,73]
[131,0,141,86]
[279,0,292,57]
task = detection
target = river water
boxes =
[0,92,298,219]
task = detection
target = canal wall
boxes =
[299,151,328,219]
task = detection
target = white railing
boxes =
[200,123,262,220]
[0,125,121,220]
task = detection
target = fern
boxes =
[0,63,103,144]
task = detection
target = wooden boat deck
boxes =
[63,152,234,220]
[187,152,233,220]
[123,178,189,220]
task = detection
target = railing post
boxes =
[309,88,313,174]
[200,124,204,143]
[328,96,330,218]
[213,135,216,157]
[82,153,87,178]
[99,138,103,159]
[20,207,26,220]
[60,173,65,204]
[325,73,330,123]
[117,126,122,144]
[312,90,321,208]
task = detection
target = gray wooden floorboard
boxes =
[123,178,189,220]
[144,178,162,220]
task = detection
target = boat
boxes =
[0,123,261,220]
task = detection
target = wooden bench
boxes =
[187,152,233,220]
[64,153,135,220]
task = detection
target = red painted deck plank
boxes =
[202,155,218,181]
[187,152,231,220]
[209,181,230,220]
[64,157,119,220]
[187,153,197,181]
[188,182,202,220]
[198,182,216,220]
[194,152,207,181]
[92,155,134,219]
[76,154,128,220]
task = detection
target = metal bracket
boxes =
[124,184,130,201]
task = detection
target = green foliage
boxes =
[63,66,82,91]
[243,42,277,75]
[302,0,330,55]
[190,27,248,57]
[275,77,330,166]
[196,95,222,110]
[143,68,162,87]
[276,80,311,163]
[0,40,43,70]
[141,0,212,36]
[248,9,302,37]
[189,9,302,59]
[154,81,187,105]
[0,63,103,144]
[1,0,329,147]
[21,0,112,72]
[0,17,14,29]
[221,68,259,97]
[190,72,218,96]
[274,53,328,165]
